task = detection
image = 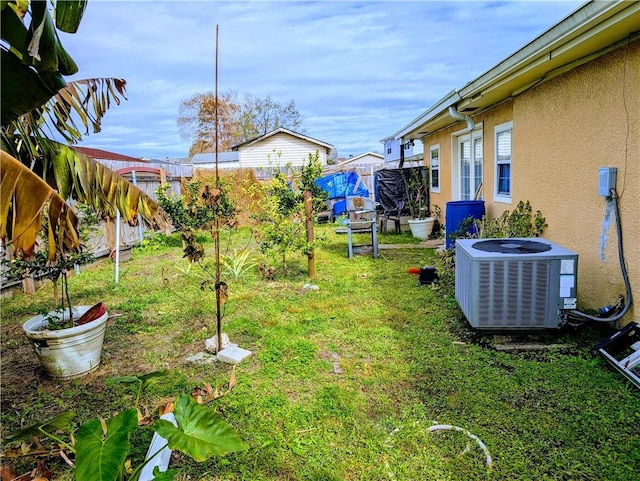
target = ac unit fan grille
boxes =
[475,259,550,328]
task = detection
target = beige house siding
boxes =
[238,133,329,169]
[422,39,638,323]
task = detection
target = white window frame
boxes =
[451,124,483,201]
[429,144,440,193]
[494,121,512,204]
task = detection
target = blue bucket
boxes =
[445,200,485,248]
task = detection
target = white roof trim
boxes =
[232,127,333,150]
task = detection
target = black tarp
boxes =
[374,167,427,213]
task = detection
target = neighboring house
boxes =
[338,152,384,168]
[388,1,639,324]
[231,128,333,178]
[380,136,423,167]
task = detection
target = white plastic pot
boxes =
[23,305,109,379]
[407,217,435,240]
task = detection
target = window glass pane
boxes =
[461,140,470,162]
[498,163,511,195]
[460,140,471,200]
[474,137,483,196]
[431,168,439,189]
[497,130,511,162]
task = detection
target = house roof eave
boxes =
[231,127,333,151]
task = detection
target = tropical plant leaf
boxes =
[48,144,170,230]
[75,408,139,481]
[153,394,248,462]
[3,411,75,444]
[0,150,80,258]
[55,0,87,33]
[106,370,168,389]
[3,77,127,149]
[26,0,59,71]
[0,48,62,126]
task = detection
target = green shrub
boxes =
[436,200,548,291]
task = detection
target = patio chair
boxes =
[377,199,404,234]
[379,208,402,234]
[316,199,334,224]
[344,196,378,260]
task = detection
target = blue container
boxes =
[445,200,485,248]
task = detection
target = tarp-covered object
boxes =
[375,169,405,212]
[375,167,427,213]
[315,172,369,199]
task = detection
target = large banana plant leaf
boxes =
[1,0,86,125]
[0,150,81,259]
[153,394,248,462]
[2,77,128,161]
[0,146,170,259]
[55,143,170,229]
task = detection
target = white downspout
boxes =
[448,105,475,131]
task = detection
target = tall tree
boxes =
[177,91,239,156]
[237,94,303,140]
[177,92,303,156]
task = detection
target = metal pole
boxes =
[115,210,120,284]
[214,24,222,353]
[131,170,144,243]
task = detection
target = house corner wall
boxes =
[512,40,639,324]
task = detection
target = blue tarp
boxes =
[315,171,369,200]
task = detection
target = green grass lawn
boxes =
[1,225,638,480]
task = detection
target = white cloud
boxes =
[61,0,584,159]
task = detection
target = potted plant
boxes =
[1,205,109,379]
[402,167,434,240]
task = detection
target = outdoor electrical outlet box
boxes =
[598,167,617,197]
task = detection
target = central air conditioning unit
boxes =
[455,238,578,330]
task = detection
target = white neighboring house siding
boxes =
[238,134,329,169]
[340,152,384,167]
[193,161,241,170]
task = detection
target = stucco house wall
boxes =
[511,41,638,316]
[422,37,638,323]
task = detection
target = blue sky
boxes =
[62,0,585,160]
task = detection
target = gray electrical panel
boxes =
[598,167,617,197]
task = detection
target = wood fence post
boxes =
[304,191,316,279]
